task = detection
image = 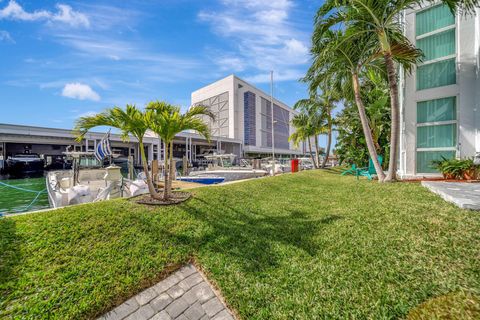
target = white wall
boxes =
[400,4,479,177]
[191,75,235,139]
[191,74,303,155]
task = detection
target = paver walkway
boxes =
[422,181,480,210]
[98,264,235,320]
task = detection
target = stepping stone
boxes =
[97,263,235,319]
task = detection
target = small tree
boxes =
[74,105,161,199]
[293,93,337,168]
[146,101,214,200]
[289,113,317,168]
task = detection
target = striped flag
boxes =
[95,131,112,161]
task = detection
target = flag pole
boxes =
[270,70,275,175]
[107,129,112,165]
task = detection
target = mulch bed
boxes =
[135,191,191,206]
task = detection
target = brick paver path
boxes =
[98,264,235,320]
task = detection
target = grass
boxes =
[1,169,479,319]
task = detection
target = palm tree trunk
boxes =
[139,140,161,199]
[314,135,321,168]
[322,120,332,168]
[168,142,174,199]
[384,52,399,182]
[308,138,317,169]
[352,73,385,182]
[163,142,169,200]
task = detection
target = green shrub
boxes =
[431,157,478,179]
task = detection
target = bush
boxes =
[431,157,478,180]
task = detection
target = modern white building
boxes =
[0,75,305,172]
[399,2,480,178]
[191,75,304,158]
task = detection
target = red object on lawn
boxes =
[291,159,299,173]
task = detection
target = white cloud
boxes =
[0,1,89,27]
[244,69,304,83]
[76,111,98,118]
[50,4,89,28]
[0,29,13,42]
[198,0,309,81]
[62,83,100,101]
[216,56,246,72]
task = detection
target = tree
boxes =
[441,0,480,13]
[74,105,161,199]
[293,94,337,168]
[319,91,339,168]
[335,74,391,167]
[305,28,387,181]
[146,101,214,200]
[317,0,422,182]
[289,112,317,167]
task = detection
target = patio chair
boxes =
[340,164,358,176]
[356,155,383,180]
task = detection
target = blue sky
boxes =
[0,0,324,130]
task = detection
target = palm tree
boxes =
[146,101,214,200]
[441,0,480,13]
[317,0,423,182]
[304,28,387,181]
[320,92,337,168]
[293,95,335,168]
[74,105,161,199]
[289,113,317,167]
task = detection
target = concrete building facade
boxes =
[191,75,304,157]
[399,2,480,178]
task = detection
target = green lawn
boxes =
[1,170,479,319]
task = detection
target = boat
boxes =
[46,152,148,208]
[5,153,44,175]
[298,157,315,170]
[188,153,267,182]
[177,176,225,185]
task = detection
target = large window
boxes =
[260,97,272,147]
[416,97,457,173]
[416,4,456,91]
[273,105,290,150]
[416,4,455,36]
[259,97,290,149]
[244,91,256,146]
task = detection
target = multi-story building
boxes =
[399,2,480,178]
[0,75,305,172]
[191,75,304,158]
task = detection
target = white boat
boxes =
[188,153,267,182]
[46,152,148,209]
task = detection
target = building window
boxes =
[416,97,457,173]
[415,4,455,36]
[244,91,256,146]
[260,97,272,147]
[416,4,456,91]
[416,29,455,61]
[273,104,290,150]
[259,97,290,149]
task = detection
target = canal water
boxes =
[0,175,50,214]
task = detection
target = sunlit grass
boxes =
[1,170,479,319]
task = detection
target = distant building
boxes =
[191,75,304,158]
[0,75,305,171]
[399,3,480,178]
